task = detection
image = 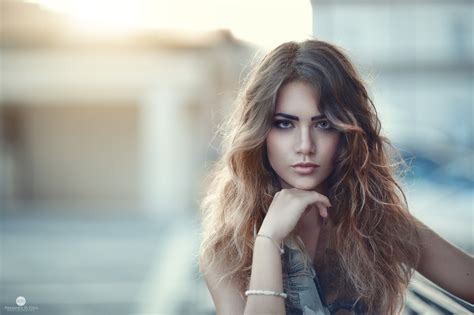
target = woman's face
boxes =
[266,81,341,193]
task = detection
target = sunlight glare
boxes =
[27,0,312,46]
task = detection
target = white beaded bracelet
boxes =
[256,234,285,255]
[245,289,287,299]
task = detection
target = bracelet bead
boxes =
[245,289,287,299]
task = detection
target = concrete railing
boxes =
[404,273,473,314]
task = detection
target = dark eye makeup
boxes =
[272,119,334,130]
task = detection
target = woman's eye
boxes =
[317,120,332,130]
[273,120,293,129]
[272,119,333,130]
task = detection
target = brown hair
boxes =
[198,39,422,314]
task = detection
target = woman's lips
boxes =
[292,165,319,174]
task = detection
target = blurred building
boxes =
[0,0,255,215]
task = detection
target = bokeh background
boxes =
[0,0,472,314]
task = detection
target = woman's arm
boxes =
[415,220,474,304]
[243,234,286,315]
[204,189,330,314]
[203,236,286,315]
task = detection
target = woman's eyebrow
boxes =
[273,112,326,121]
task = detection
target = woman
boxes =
[198,39,473,314]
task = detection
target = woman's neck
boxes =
[295,208,331,266]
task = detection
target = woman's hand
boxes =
[258,188,331,243]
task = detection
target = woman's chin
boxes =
[298,186,319,191]
[278,177,323,192]
[289,181,320,191]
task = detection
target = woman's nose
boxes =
[295,129,315,154]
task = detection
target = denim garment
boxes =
[281,240,367,315]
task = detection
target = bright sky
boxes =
[27,0,313,48]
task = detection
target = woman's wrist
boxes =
[256,233,285,255]
[257,227,284,244]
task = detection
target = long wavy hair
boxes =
[198,39,422,314]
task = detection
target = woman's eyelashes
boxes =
[273,119,293,129]
[272,119,334,130]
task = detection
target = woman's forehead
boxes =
[275,81,322,115]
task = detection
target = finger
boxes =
[323,197,332,208]
[309,192,331,208]
[316,203,328,218]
